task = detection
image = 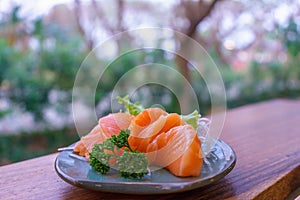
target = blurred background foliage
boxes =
[0,0,300,165]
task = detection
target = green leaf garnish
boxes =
[117,95,145,116]
[181,110,201,129]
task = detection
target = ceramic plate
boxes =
[55,139,236,194]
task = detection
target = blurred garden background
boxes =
[0,0,300,166]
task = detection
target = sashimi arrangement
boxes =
[73,95,204,178]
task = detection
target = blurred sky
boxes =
[0,0,172,19]
[0,0,73,20]
[0,0,295,20]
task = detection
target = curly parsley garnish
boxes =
[89,129,148,179]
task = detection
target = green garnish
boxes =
[181,110,201,129]
[89,140,115,175]
[117,95,145,116]
[89,129,148,179]
[117,150,149,179]
[111,129,132,150]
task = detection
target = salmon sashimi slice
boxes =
[128,108,182,152]
[73,125,103,157]
[167,134,203,177]
[74,112,133,158]
[146,125,203,177]
[160,113,183,133]
[99,112,134,138]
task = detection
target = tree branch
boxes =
[183,0,220,37]
[74,0,94,50]
[117,0,125,32]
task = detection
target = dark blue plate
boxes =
[55,139,236,194]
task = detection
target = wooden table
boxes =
[1,99,300,200]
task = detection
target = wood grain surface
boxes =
[0,99,299,200]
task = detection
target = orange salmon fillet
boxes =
[128,108,182,152]
[148,125,203,177]
[128,108,203,177]
[73,112,133,159]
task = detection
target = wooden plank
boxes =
[221,99,300,199]
[0,99,299,199]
